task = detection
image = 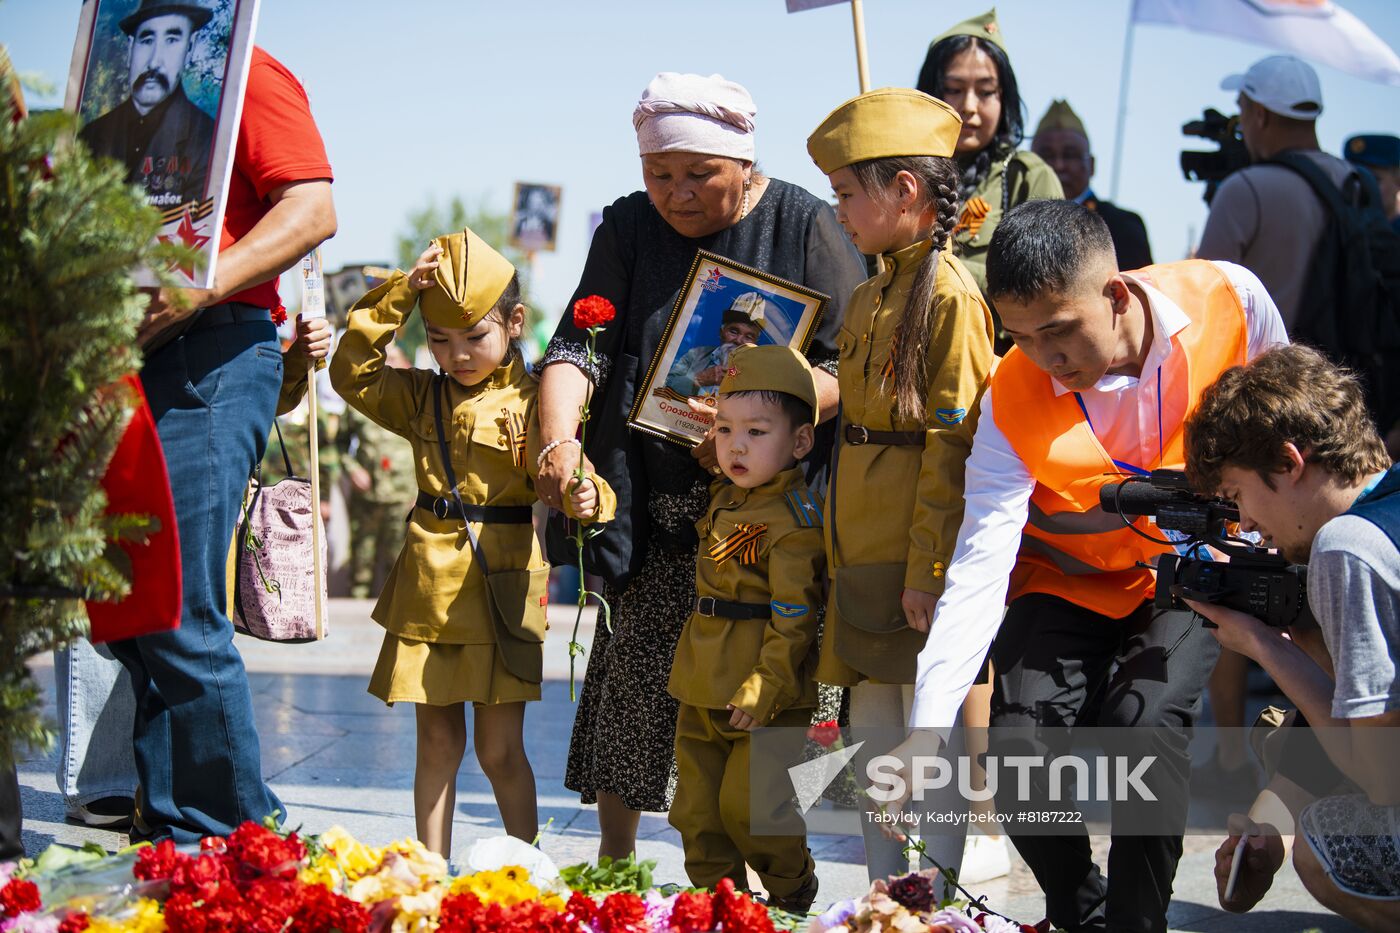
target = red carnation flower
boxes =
[171,852,233,900]
[0,878,41,918]
[595,890,647,933]
[226,821,306,880]
[806,719,841,748]
[670,890,715,932]
[134,838,188,881]
[572,295,617,330]
[289,883,370,933]
[58,913,91,932]
[565,890,597,924]
[271,303,288,327]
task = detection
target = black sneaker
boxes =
[65,796,135,830]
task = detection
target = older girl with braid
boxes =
[807,89,996,886]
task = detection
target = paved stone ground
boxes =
[15,600,1356,930]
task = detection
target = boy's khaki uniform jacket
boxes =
[820,240,995,685]
[330,272,614,646]
[668,467,825,724]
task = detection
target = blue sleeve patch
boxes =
[771,600,809,618]
[935,407,967,426]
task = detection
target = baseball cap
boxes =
[1221,55,1322,120]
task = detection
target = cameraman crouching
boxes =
[1184,345,1400,930]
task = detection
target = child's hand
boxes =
[567,476,599,520]
[727,704,759,731]
[902,586,940,633]
[408,243,443,291]
[285,314,333,362]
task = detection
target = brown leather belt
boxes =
[843,424,924,446]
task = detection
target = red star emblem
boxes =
[158,206,211,281]
[726,366,739,377]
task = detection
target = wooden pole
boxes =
[851,0,871,92]
[307,358,324,640]
[300,249,328,640]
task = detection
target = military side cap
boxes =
[718,344,818,425]
[930,7,1005,53]
[808,88,962,173]
[1345,134,1400,169]
[1034,99,1087,140]
[419,227,517,329]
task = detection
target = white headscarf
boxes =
[633,72,757,162]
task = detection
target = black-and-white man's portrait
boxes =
[78,0,216,211]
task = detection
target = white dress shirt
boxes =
[908,261,1288,730]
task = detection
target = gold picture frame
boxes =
[628,250,828,447]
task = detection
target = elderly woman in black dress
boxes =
[534,72,864,859]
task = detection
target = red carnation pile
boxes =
[132,823,365,933]
[437,891,576,933]
[572,295,617,330]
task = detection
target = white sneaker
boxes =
[958,832,1011,884]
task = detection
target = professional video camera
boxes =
[1180,108,1251,205]
[1099,469,1310,627]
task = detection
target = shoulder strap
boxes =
[432,374,491,575]
[1002,152,1026,215]
[1267,152,1368,228]
[271,419,294,478]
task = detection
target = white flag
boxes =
[787,0,847,12]
[1133,0,1400,86]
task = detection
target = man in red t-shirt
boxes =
[106,46,336,842]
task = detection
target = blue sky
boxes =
[4,0,1399,324]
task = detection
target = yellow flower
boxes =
[319,825,383,881]
[85,897,167,933]
[447,866,543,906]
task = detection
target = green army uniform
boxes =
[665,345,825,910]
[342,408,418,598]
[330,231,615,707]
[951,149,1062,295]
[806,88,996,685]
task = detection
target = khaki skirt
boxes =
[368,633,540,707]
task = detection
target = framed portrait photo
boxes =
[629,250,828,447]
[509,181,562,253]
[65,0,261,289]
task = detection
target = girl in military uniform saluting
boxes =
[807,89,996,883]
[330,229,613,856]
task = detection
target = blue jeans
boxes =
[109,316,283,842]
[54,638,138,811]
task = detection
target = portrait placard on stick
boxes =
[66,0,261,288]
[629,250,827,447]
[509,181,561,253]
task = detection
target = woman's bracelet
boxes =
[536,438,581,471]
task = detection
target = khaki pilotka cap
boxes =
[930,7,1006,52]
[717,344,819,425]
[1034,99,1088,139]
[418,227,517,329]
[807,87,962,174]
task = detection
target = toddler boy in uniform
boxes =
[667,343,826,912]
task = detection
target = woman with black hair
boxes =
[917,9,1062,321]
